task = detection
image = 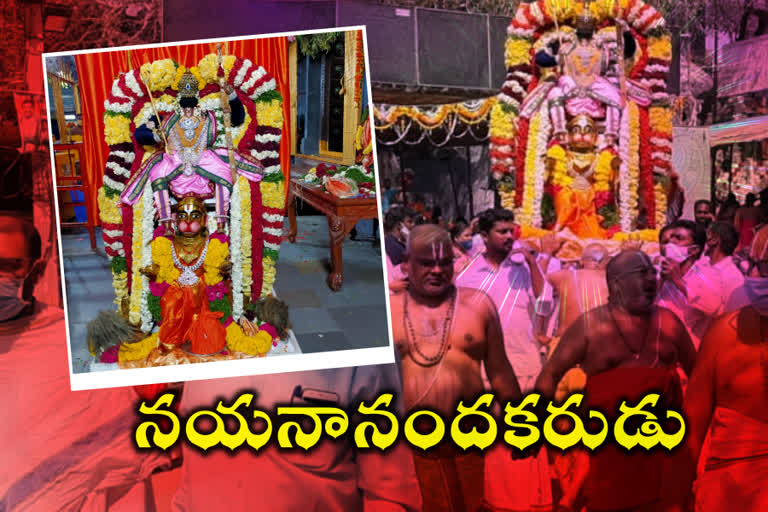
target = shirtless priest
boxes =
[536,250,696,512]
[389,224,521,512]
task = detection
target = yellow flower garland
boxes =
[506,38,532,69]
[239,177,252,298]
[128,194,144,326]
[171,65,187,90]
[104,115,131,145]
[119,332,158,362]
[197,54,219,85]
[140,59,176,91]
[547,145,572,187]
[203,238,229,286]
[650,107,673,134]
[648,36,672,61]
[261,257,277,298]
[112,271,128,308]
[187,66,206,90]
[261,182,286,209]
[612,229,660,242]
[255,100,283,128]
[521,111,542,225]
[655,182,667,228]
[490,104,517,140]
[593,150,615,193]
[97,187,122,224]
[150,237,181,285]
[628,102,641,217]
[225,322,272,355]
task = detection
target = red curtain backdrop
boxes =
[74,37,290,225]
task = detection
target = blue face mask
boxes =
[458,240,473,252]
[0,277,28,322]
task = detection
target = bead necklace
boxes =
[404,289,456,367]
[171,238,209,286]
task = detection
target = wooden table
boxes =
[287,178,379,291]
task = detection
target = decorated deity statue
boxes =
[547,9,623,145]
[136,195,272,359]
[546,114,619,239]
[120,70,264,235]
[140,195,229,354]
[490,0,674,237]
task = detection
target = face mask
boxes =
[458,240,473,252]
[401,226,410,241]
[664,243,693,264]
[744,277,768,316]
[0,277,28,322]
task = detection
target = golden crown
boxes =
[576,1,597,31]
[178,71,199,98]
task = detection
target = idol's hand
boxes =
[219,262,232,278]
[140,264,160,280]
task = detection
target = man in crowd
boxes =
[657,220,719,349]
[390,224,521,511]
[694,199,714,231]
[384,208,408,267]
[537,250,696,512]
[668,225,768,510]
[1,213,167,511]
[703,221,745,312]
[455,208,557,512]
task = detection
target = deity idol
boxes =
[141,195,229,355]
[547,114,619,239]
[121,70,264,235]
[547,10,624,145]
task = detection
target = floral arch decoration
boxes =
[489,0,674,234]
[97,54,285,329]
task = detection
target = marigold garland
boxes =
[104,115,132,145]
[547,144,572,187]
[261,181,286,209]
[254,99,283,128]
[97,186,122,224]
[240,177,253,298]
[593,150,615,193]
[225,322,272,355]
[520,111,542,225]
[654,181,667,228]
[506,37,533,69]
[128,192,145,326]
[118,332,158,362]
[203,238,229,286]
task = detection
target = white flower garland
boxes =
[112,150,136,163]
[233,59,252,88]
[241,66,266,94]
[531,104,549,228]
[125,71,145,99]
[264,241,280,251]
[104,100,132,114]
[140,182,154,332]
[106,161,131,178]
[230,177,243,320]
[619,103,632,233]
[628,103,640,229]
[263,213,283,223]
[240,177,252,298]
[251,78,277,101]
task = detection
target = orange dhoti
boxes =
[554,186,606,239]
[159,279,226,354]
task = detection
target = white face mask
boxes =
[663,243,694,264]
[0,277,29,322]
[744,277,768,316]
[400,226,410,241]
